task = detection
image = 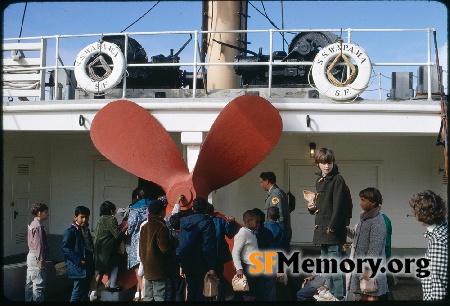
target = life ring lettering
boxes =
[74,41,125,94]
[312,42,372,101]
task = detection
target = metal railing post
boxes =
[379,72,382,100]
[268,29,274,97]
[193,30,198,98]
[54,36,60,100]
[122,34,129,99]
[427,28,432,101]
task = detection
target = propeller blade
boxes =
[90,100,189,192]
[192,95,282,193]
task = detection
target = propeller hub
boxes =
[167,181,195,210]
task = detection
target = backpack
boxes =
[345,185,353,226]
[287,191,296,212]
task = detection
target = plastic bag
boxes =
[360,277,378,293]
[232,274,249,292]
[203,273,219,297]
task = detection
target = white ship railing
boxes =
[2,28,439,101]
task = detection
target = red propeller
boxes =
[90,94,282,290]
[90,94,282,211]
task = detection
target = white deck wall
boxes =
[2,132,446,257]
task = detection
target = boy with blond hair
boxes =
[307,148,348,300]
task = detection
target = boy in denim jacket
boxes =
[61,206,95,302]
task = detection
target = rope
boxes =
[249,1,290,47]
[87,55,112,81]
[3,65,39,90]
[326,39,357,87]
[121,1,161,33]
[326,53,357,86]
[433,31,447,149]
[17,2,28,43]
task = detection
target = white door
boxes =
[92,160,138,232]
[288,164,318,244]
[287,161,381,244]
[11,158,34,255]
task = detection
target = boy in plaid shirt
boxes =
[409,190,448,301]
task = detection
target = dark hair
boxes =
[409,190,447,225]
[99,201,116,216]
[359,187,383,206]
[260,171,276,184]
[267,206,280,221]
[75,206,90,216]
[252,208,265,224]
[193,197,208,213]
[169,213,181,230]
[205,203,215,215]
[314,147,335,164]
[132,188,146,204]
[147,199,166,215]
[243,210,259,222]
[132,188,139,203]
[31,203,48,216]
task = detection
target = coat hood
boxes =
[147,213,166,224]
[180,213,210,231]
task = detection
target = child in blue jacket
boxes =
[61,206,95,302]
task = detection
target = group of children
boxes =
[24,147,448,302]
[299,147,448,302]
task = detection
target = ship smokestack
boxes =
[204,1,247,90]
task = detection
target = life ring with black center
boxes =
[311,42,372,101]
[74,41,125,94]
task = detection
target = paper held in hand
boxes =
[303,189,316,204]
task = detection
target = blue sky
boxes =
[3,1,448,99]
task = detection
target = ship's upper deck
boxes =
[2,28,445,133]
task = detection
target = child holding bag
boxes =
[346,187,388,301]
[231,210,260,301]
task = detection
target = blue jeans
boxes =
[143,278,166,301]
[320,244,345,299]
[25,252,46,302]
[70,277,91,302]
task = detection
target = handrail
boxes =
[3,28,438,100]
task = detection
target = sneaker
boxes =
[90,295,99,302]
[314,290,336,301]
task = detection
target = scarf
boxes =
[72,221,93,252]
[359,206,381,221]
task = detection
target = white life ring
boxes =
[74,41,125,94]
[311,42,372,101]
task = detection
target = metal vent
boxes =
[17,164,30,175]
[15,232,27,244]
